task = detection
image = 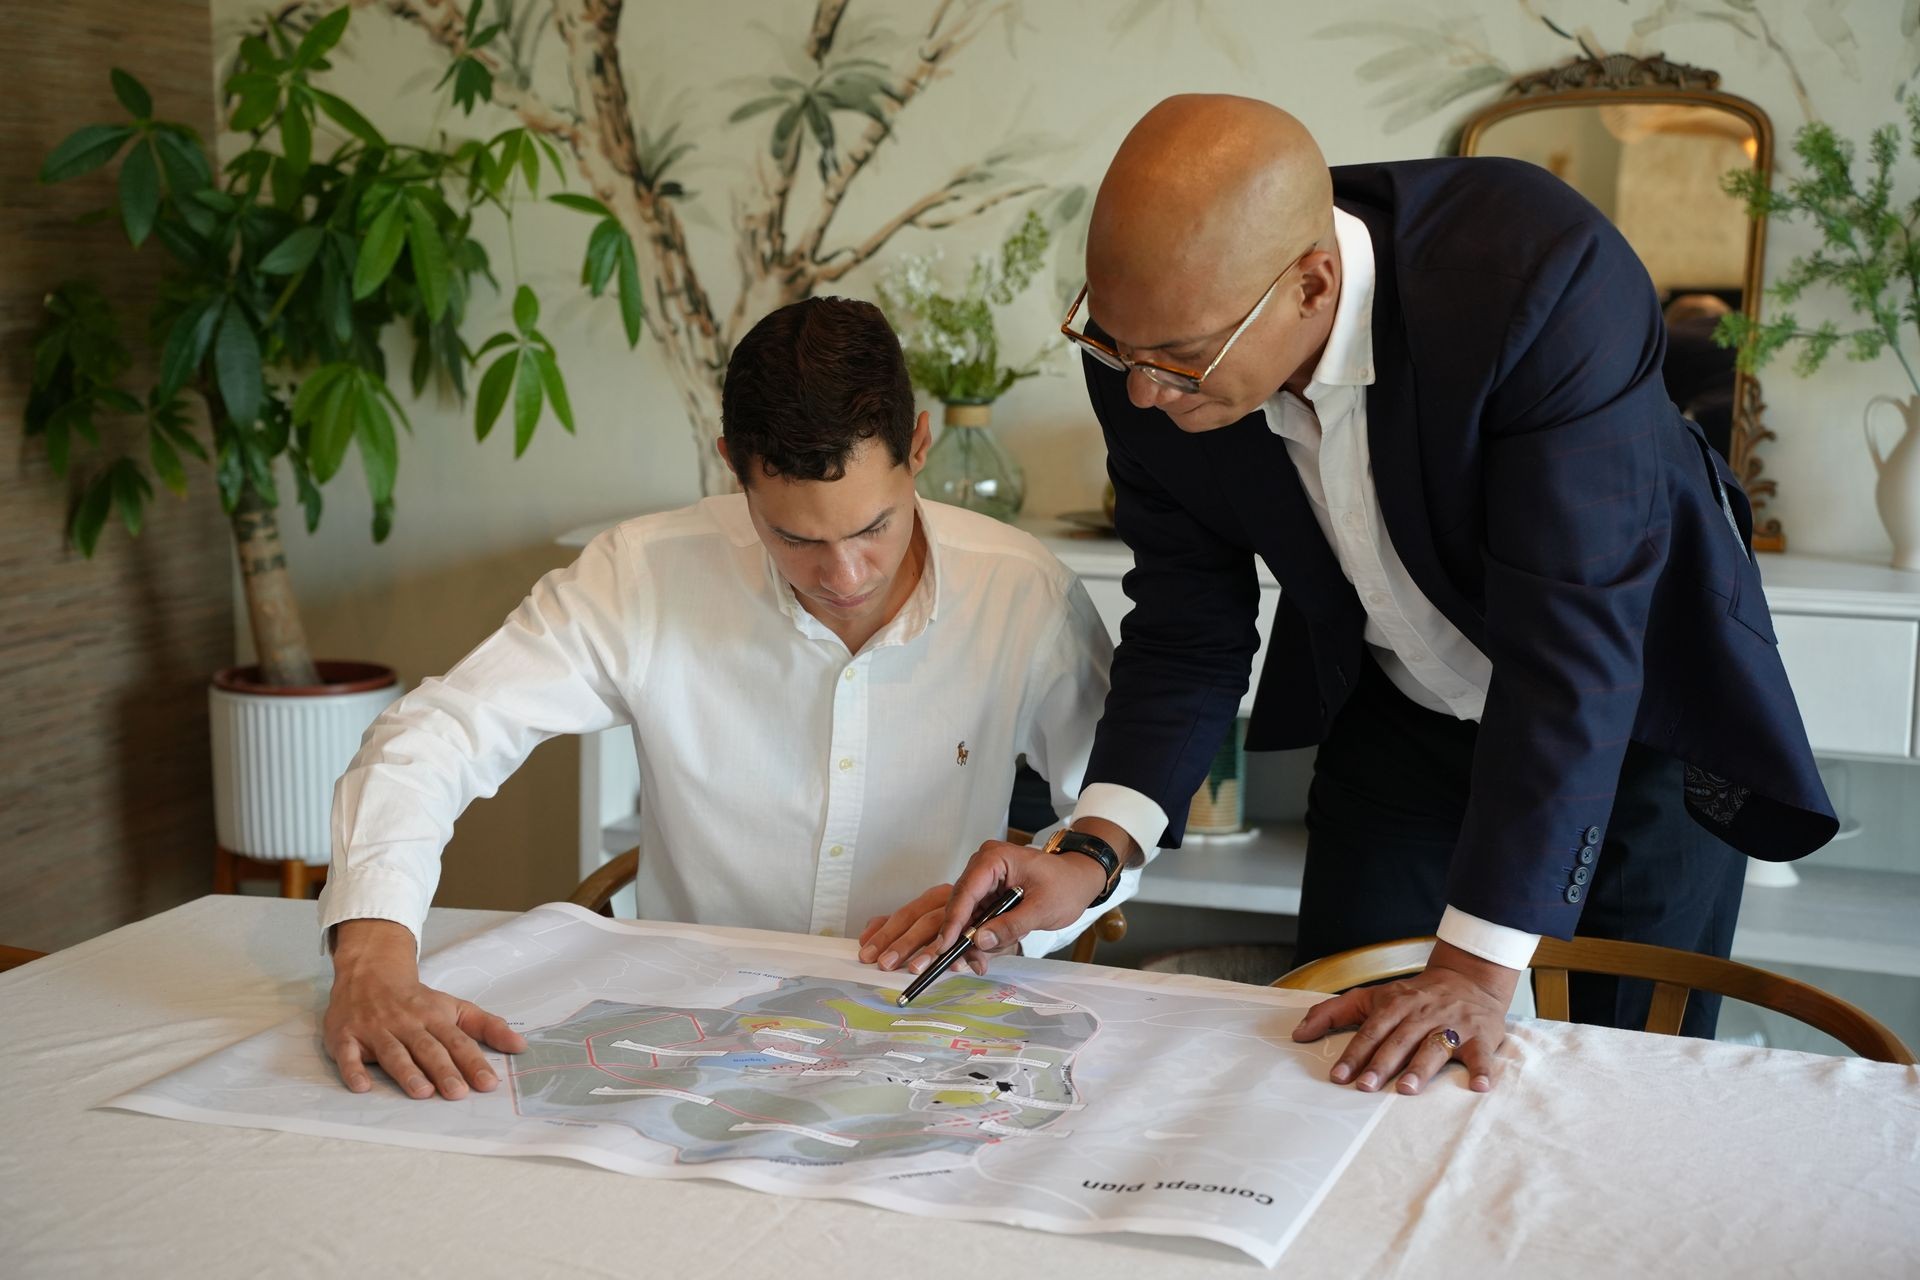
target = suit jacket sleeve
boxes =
[1452,216,1674,936]
[1082,356,1261,847]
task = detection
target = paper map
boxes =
[106,903,1389,1266]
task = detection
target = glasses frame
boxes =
[1059,242,1318,394]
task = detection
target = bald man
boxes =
[885,95,1833,1094]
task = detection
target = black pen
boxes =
[895,886,1024,1007]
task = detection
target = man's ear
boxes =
[1299,249,1339,319]
[907,410,932,476]
[715,437,732,469]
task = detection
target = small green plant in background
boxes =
[24,4,642,686]
[878,210,1055,404]
[1716,99,1920,397]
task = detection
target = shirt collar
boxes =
[1302,205,1378,399]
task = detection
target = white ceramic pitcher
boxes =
[1866,393,1920,571]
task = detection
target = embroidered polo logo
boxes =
[956,741,969,766]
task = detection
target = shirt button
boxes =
[828,844,845,857]
[1343,512,1364,529]
[843,668,857,682]
[838,757,854,771]
[817,928,836,937]
[1367,591,1388,607]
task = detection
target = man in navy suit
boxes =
[890,95,1834,1094]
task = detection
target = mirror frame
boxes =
[1457,53,1783,552]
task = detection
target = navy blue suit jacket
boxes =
[1085,156,1836,938]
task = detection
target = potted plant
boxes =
[877,210,1055,523]
[1717,100,1920,570]
[24,6,633,888]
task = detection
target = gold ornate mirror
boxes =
[1459,55,1783,551]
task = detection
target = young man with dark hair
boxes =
[316,297,1122,1102]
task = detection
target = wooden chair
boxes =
[1272,935,1915,1065]
[213,847,329,899]
[1,945,48,973]
[568,845,1129,965]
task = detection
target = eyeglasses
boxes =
[1059,243,1318,394]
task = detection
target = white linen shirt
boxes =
[318,495,1126,959]
[1073,208,1540,972]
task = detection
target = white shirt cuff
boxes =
[1436,905,1540,971]
[1068,782,1169,867]
[317,869,434,959]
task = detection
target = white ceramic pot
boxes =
[1866,393,1920,572]
[209,661,402,863]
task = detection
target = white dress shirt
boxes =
[318,495,1129,959]
[1074,208,1540,972]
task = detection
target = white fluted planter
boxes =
[209,662,402,864]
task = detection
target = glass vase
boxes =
[917,401,1026,523]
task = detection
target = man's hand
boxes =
[858,884,1017,975]
[323,919,527,1099]
[1290,940,1517,1095]
[897,826,1126,976]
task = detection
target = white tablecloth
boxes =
[1,897,1914,1278]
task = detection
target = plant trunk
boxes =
[231,484,318,687]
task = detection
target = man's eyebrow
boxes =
[769,506,894,543]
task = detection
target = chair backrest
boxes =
[569,847,640,917]
[1272,935,1915,1065]
[1,944,47,973]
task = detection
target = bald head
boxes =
[1089,95,1333,346]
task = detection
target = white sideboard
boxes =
[558,516,1920,983]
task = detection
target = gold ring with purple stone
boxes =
[1428,1027,1462,1056]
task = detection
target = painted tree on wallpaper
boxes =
[340,0,1050,494]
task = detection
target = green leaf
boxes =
[40,123,136,183]
[473,349,516,442]
[306,371,357,482]
[258,224,323,274]
[512,283,538,332]
[405,199,451,322]
[583,218,621,294]
[517,131,539,191]
[71,473,114,557]
[370,497,394,543]
[615,237,643,346]
[532,346,573,433]
[549,192,612,217]
[112,459,153,535]
[513,341,543,456]
[213,302,264,427]
[294,6,350,65]
[158,296,221,395]
[116,141,160,245]
[111,68,153,119]
[354,381,398,504]
[451,57,493,114]
[290,450,323,532]
[352,197,406,298]
[149,427,188,495]
[310,88,385,148]
[729,94,790,124]
[43,413,72,475]
[152,126,212,194]
[280,98,312,174]
[291,364,344,423]
[228,73,280,133]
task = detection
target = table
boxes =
[3,898,1915,1278]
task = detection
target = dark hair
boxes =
[721,296,915,485]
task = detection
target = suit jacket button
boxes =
[1584,825,1603,845]
[1565,885,1584,904]
[1577,845,1597,866]
[1572,865,1593,886]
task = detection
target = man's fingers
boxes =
[371,1031,435,1099]
[859,916,887,948]
[865,902,930,969]
[933,852,1010,951]
[877,912,946,973]
[1395,1029,1458,1096]
[403,1027,469,1100]
[1457,1035,1499,1092]
[1293,990,1366,1043]
[906,898,1045,975]
[457,1003,526,1055]
[330,1036,373,1093]
[1331,1001,1408,1088]
[1350,1014,1431,1091]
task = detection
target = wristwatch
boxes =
[1042,828,1124,908]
